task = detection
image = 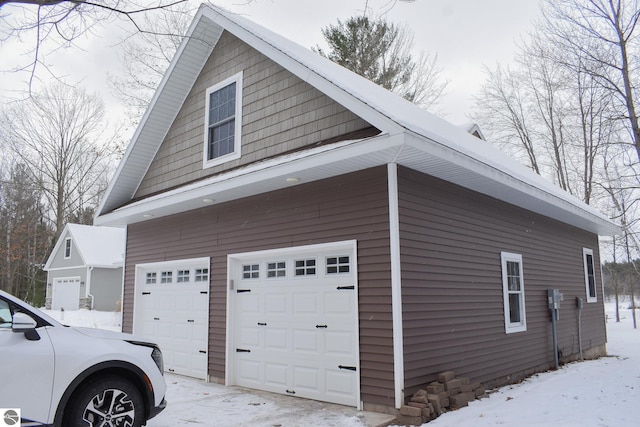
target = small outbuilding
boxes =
[44,224,125,311]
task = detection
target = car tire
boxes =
[63,375,145,427]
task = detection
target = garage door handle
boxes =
[154,317,160,320]
[199,350,206,354]
[286,390,296,395]
[142,292,151,295]
[316,324,328,328]
[188,319,195,323]
[339,365,357,371]
[337,285,354,290]
[236,348,251,353]
[237,289,251,293]
[258,322,267,326]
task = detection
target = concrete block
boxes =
[461,383,475,393]
[410,395,428,404]
[395,415,423,426]
[447,387,461,397]
[427,382,445,394]
[445,378,463,391]
[438,371,456,382]
[459,377,471,385]
[408,402,427,409]
[400,405,422,417]
[427,396,442,415]
[450,394,470,409]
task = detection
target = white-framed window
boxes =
[295,259,317,276]
[203,71,243,169]
[177,269,190,283]
[195,268,209,282]
[242,264,259,279]
[160,271,173,284]
[145,272,157,285]
[267,261,286,278]
[326,256,350,274]
[583,248,597,302]
[501,252,527,334]
[64,237,72,259]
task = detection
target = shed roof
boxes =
[44,224,125,270]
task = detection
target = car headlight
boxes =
[151,346,164,375]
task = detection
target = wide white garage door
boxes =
[228,241,359,407]
[134,258,210,380]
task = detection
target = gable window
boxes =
[64,237,72,259]
[204,72,243,168]
[583,248,597,302]
[501,252,527,333]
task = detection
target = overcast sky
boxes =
[0,0,542,127]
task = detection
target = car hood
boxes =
[73,327,157,346]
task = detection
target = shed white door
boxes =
[228,241,359,407]
[134,258,210,380]
[52,277,80,310]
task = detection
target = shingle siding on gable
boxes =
[135,31,373,198]
[124,167,395,408]
[397,167,605,396]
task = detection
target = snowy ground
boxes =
[42,304,640,426]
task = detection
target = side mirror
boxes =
[12,312,37,332]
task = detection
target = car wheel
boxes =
[63,375,144,427]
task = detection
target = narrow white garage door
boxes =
[228,241,359,407]
[134,258,210,380]
[52,277,80,310]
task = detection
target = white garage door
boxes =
[228,241,359,407]
[134,258,210,380]
[52,277,80,310]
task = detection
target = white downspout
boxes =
[388,162,404,408]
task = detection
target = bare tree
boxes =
[543,0,640,165]
[0,0,188,93]
[0,82,117,239]
[108,1,194,126]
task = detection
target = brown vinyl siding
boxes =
[135,31,372,198]
[397,166,605,396]
[124,166,395,407]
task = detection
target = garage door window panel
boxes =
[267,262,286,278]
[295,259,316,277]
[195,268,209,282]
[146,272,157,284]
[242,264,259,279]
[161,271,173,284]
[326,256,350,274]
[177,270,190,283]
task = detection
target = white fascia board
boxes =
[95,133,404,226]
[402,132,619,235]
[96,8,219,218]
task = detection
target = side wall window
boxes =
[501,252,527,333]
[203,71,243,169]
[583,248,597,303]
[64,237,72,259]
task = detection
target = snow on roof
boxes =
[95,4,619,235]
[46,224,125,269]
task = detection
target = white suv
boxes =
[0,290,166,427]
